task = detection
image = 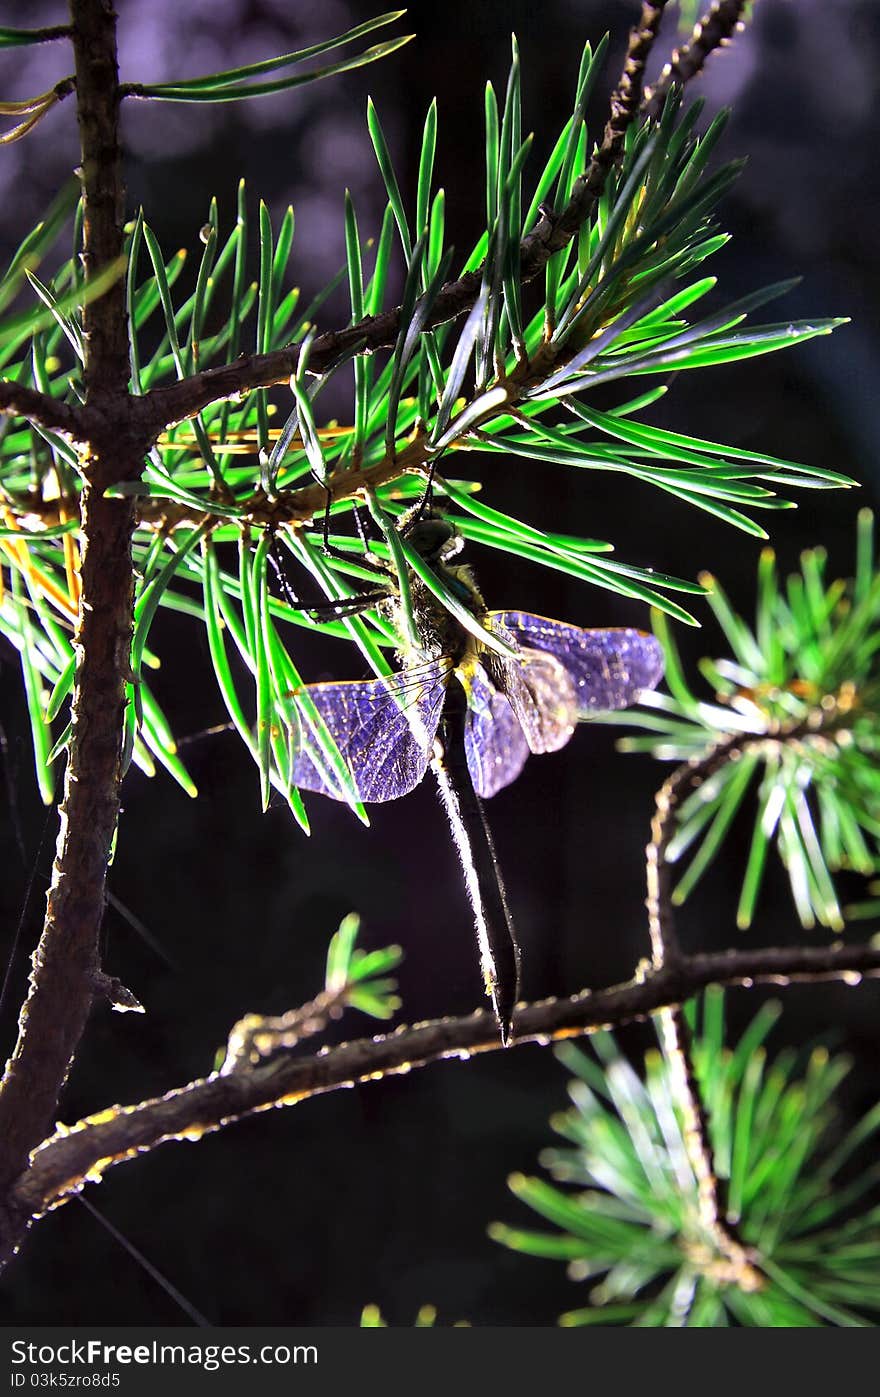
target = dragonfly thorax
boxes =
[391,558,489,672]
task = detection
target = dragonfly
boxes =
[286,514,664,1043]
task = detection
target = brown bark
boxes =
[0,937,876,1266]
[645,0,749,118]
[0,0,139,1205]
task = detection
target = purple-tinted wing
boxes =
[490,647,578,755]
[491,612,664,714]
[461,664,530,798]
[290,663,448,802]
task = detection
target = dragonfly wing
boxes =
[461,664,530,798]
[490,612,664,715]
[290,663,448,803]
[488,647,578,755]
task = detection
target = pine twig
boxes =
[0,935,877,1269]
[0,381,83,437]
[221,985,353,1074]
[644,0,750,119]
[0,25,72,44]
[658,1005,763,1289]
[646,729,747,970]
[133,3,676,439]
[552,0,671,248]
[648,731,759,1279]
[644,705,854,1291]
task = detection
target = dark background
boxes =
[1,0,879,1325]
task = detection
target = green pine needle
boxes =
[611,514,880,930]
[0,38,854,819]
[491,989,880,1327]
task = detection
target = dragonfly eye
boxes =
[405,517,460,562]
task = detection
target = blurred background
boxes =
[0,0,878,1325]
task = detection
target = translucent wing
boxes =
[490,612,664,714]
[488,646,578,755]
[461,664,530,798]
[290,663,448,802]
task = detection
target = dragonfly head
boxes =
[402,513,463,567]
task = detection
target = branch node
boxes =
[91,973,144,1015]
[221,989,342,1075]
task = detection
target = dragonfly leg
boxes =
[412,466,436,523]
[266,525,389,618]
[318,486,389,580]
[407,445,450,525]
[266,530,304,610]
[353,500,381,552]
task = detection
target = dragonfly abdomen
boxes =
[431,681,520,1044]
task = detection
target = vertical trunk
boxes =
[0,0,138,1233]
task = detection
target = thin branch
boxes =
[646,730,746,969]
[659,1006,762,1288]
[643,704,852,971]
[131,275,534,438]
[0,25,72,44]
[221,983,353,1074]
[132,3,676,439]
[0,380,84,437]
[1,937,877,1263]
[647,730,763,1283]
[644,711,849,1291]
[551,0,671,249]
[644,0,749,119]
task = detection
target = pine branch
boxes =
[0,937,876,1268]
[644,0,749,119]
[0,0,838,1294]
[643,706,858,1296]
[648,733,760,1279]
[647,729,749,970]
[132,3,676,439]
[0,0,138,1193]
[657,1004,762,1289]
[0,380,83,436]
[550,0,671,248]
